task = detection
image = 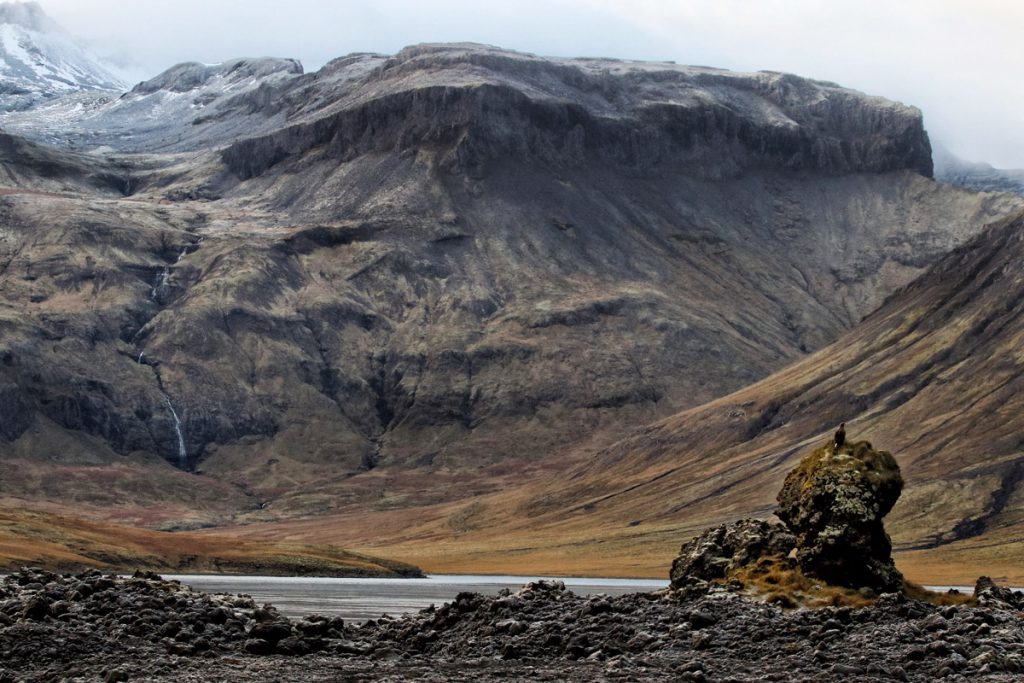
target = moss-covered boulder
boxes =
[775,439,903,591]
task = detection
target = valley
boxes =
[0,20,1022,585]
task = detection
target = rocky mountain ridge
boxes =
[935,145,1024,196]
[0,56,303,151]
[0,44,1021,564]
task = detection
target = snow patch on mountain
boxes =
[0,1,126,110]
[0,56,305,151]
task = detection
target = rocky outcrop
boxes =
[776,439,904,591]
[131,58,303,95]
[671,437,904,593]
[669,519,795,587]
[974,576,1024,610]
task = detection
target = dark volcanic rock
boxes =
[669,519,795,588]
[974,576,1024,610]
[221,44,935,182]
[776,439,904,591]
[4,567,1024,682]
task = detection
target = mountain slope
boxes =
[226,210,1024,583]
[0,506,421,576]
[0,44,1020,534]
[418,207,1024,578]
[0,1,125,110]
[935,145,1024,197]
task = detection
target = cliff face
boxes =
[221,45,934,183]
[0,44,1019,526]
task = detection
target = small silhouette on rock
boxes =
[776,438,904,591]
[833,422,846,450]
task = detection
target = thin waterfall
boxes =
[164,396,188,468]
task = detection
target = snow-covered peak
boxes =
[0,1,59,32]
[0,1,126,110]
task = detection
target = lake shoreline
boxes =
[3,567,1024,682]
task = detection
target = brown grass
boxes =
[728,557,877,609]
[726,557,977,609]
[0,506,421,577]
[904,580,976,607]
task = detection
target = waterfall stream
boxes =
[149,243,194,300]
[164,396,188,469]
[150,267,170,300]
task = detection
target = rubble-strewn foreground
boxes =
[1,568,1024,682]
[2,437,1023,681]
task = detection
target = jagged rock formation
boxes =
[0,44,1021,530]
[669,438,903,592]
[973,577,1024,610]
[669,519,795,587]
[776,440,904,590]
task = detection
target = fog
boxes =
[36,0,1024,168]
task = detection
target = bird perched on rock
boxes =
[833,423,846,450]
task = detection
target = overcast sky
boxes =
[37,0,1024,168]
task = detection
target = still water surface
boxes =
[165,574,669,621]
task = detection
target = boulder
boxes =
[776,439,904,591]
[974,576,1024,609]
[669,519,795,588]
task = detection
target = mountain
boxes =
[0,44,1021,553]
[934,144,1024,196]
[0,1,126,111]
[404,207,1024,580]
[0,56,302,150]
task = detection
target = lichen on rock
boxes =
[776,439,904,591]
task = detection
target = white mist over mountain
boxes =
[0,1,125,109]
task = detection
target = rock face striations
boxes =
[219,44,934,183]
[0,43,1020,528]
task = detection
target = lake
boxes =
[164,574,669,621]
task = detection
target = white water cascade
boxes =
[149,243,195,300]
[150,267,170,300]
[164,396,188,468]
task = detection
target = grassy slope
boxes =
[0,505,422,577]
